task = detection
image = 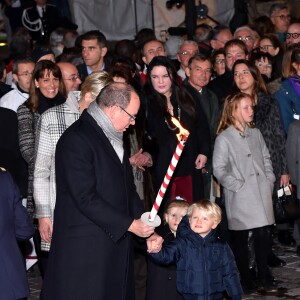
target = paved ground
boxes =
[27,237,300,300]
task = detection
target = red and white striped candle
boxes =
[141,117,190,226]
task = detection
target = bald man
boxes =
[57,62,81,93]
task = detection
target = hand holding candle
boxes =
[141,117,190,227]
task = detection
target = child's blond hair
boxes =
[187,199,222,224]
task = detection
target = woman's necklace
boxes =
[165,105,181,130]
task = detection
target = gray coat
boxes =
[213,126,275,230]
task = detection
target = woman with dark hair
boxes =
[143,56,210,208]
[232,59,289,268]
[251,51,274,82]
[211,48,226,79]
[17,59,65,277]
[259,33,283,79]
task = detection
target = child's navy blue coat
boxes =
[150,216,243,299]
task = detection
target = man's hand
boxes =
[195,154,207,169]
[129,149,153,171]
[146,232,163,253]
[128,219,155,238]
[38,217,53,243]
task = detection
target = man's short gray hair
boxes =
[96,82,136,109]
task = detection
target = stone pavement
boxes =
[27,238,300,300]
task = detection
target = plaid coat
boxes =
[33,92,81,251]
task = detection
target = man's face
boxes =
[271,8,291,33]
[112,91,140,132]
[185,59,212,90]
[142,41,166,65]
[177,43,199,69]
[225,45,247,70]
[235,29,255,53]
[81,39,107,70]
[286,23,300,45]
[13,62,35,92]
[210,29,233,50]
[58,62,81,92]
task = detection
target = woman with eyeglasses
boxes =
[251,51,274,82]
[232,59,290,269]
[259,33,283,79]
[211,48,226,79]
[17,60,65,277]
[143,56,210,210]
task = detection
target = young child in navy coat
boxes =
[147,199,190,300]
[150,199,243,300]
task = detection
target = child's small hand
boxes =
[146,233,163,253]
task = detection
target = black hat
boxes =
[31,47,54,63]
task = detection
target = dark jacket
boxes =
[42,111,144,300]
[146,90,211,202]
[0,108,28,197]
[77,63,89,84]
[0,170,34,300]
[274,79,300,134]
[207,70,234,105]
[147,224,183,300]
[23,4,77,42]
[255,91,288,192]
[183,81,220,150]
[150,217,243,299]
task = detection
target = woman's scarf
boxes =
[288,74,300,97]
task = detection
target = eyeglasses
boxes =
[118,105,136,121]
[274,14,291,20]
[215,59,225,64]
[256,62,272,69]
[259,45,274,50]
[286,33,300,39]
[178,50,198,56]
[237,36,252,42]
[17,72,33,77]
[64,74,80,82]
[234,70,251,78]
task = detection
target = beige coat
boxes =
[213,126,275,230]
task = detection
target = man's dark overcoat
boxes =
[0,170,34,300]
[42,111,144,300]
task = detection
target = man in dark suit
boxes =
[77,30,107,84]
[0,168,35,300]
[42,82,161,299]
[22,0,77,43]
[183,53,220,199]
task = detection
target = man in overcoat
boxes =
[0,168,35,300]
[42,82,160,299]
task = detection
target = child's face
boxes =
[232,96,254,126]
[165,206,188,234]
[189,208,218,238]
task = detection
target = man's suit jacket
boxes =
[0,170,34,300]
[42,110,144,300]
[77,63,89,84]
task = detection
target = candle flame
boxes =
[171,117,190,141]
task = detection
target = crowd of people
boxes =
[1,0,300,299]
